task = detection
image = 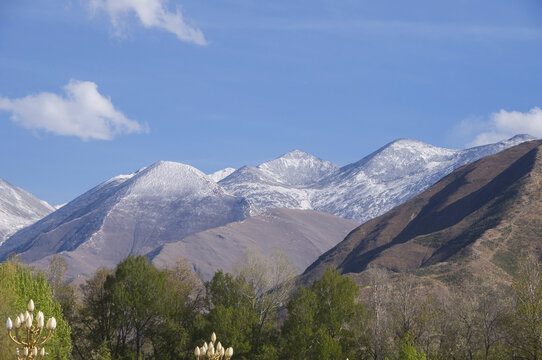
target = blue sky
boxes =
[1,0,541,205]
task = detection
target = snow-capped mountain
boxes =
[0,161,251,278]
[219,150,338,212]
[0,135,535,281]
[257,149,339,185]
[0,178,55,246]
[209,168,236,182]
[221,135,536,223]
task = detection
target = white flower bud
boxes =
[46,317,57,330]
[28,300,34,312]
[6,317,12,330]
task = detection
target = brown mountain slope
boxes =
[302,140,542,286]
[149,208,358,281]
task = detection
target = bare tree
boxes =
[233,248,296,347]
[364,267,392,360]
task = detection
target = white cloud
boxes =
[461,107,542,146]
[89,0,206,45]
[0,80,147,141]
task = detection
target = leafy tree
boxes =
[105,256,166,358]
[74,267,113,359]
[281,268,367,360]
[0,259,18,360]
[76,256,166,359]
[93,341,112,360]
[150,259,206,359]
[398,342,427,360]
[205,270,260,358]
[0,259,72,359]
[205,250,294,360]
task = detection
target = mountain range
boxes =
[0,135,536,281]
[220,135,535,223]
[302,139,542,286]
[0,162,251,279]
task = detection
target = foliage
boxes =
[7,250,542,359]
[281,268,367,360]
[204,250,295,360]
[0,259,72,360]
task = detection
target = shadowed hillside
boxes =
[302,140,542,286]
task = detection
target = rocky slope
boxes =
[301,139,542,286]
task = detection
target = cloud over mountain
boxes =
[0,80,146,141]
[88,0,206,45]
[458,107,542,146]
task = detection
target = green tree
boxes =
[74,267,113,359]
[93,341,112,360]
[105,256,166,358]
[150,259,206,360]
[281,268,367,360]
[398,342,427,360]
[0,259,72,360]
[77,256,166,359]
[205,270,258,358]
[205,251,294,360]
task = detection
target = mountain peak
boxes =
[126,160,222,197]
[280,149,315,159]
[257,150,338,186]
[384,138,445,150]
[502,134,537,144]
[209,168,236,182]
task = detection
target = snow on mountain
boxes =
[0,178,55,246]
[219,150,338,213]
[0,161,251,279]
[221,135,536,224]
[258,149,339,185]
[209,168,236,182]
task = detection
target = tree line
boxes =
[2,252,542,359]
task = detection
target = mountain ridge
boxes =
[301,139,542,286]
[0,161,251,273]
[220,135,536,222]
